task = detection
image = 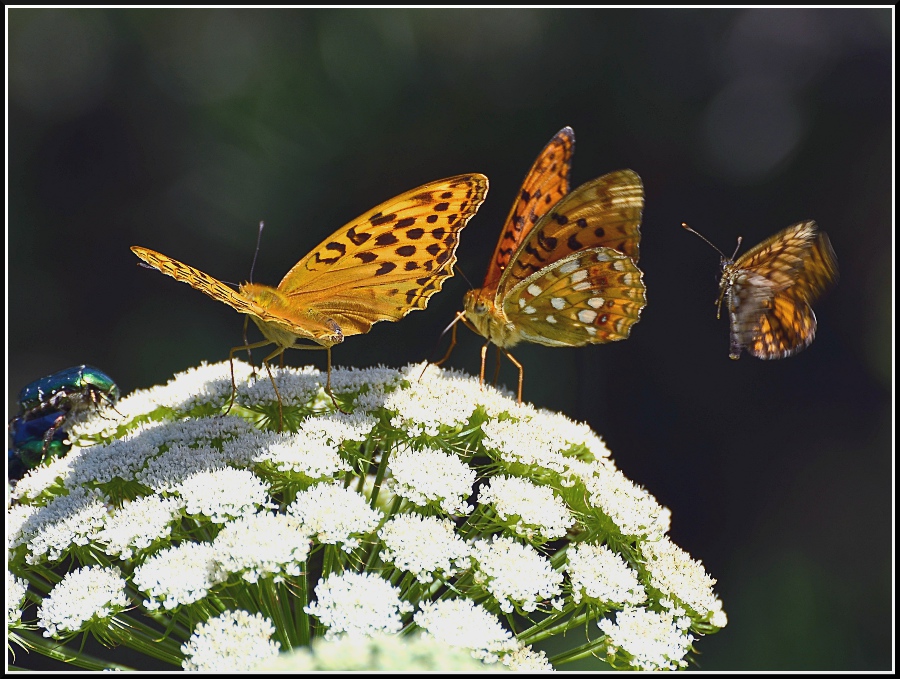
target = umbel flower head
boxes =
[7,360,726,671]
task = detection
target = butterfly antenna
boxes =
[455,265,475,291]
[249,221,265,283]
[682,222,728,259]
[730,236,743,261]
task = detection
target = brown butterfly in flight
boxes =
[133,173,489,426]
[682,220,838,359]
[436,127,646,402]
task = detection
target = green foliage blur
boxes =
[8,8,892,671]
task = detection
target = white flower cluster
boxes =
[14,488,110,564]
[470,535,564,614]
[598,605,695,671]
[386,363,497,435]
[414,598,519,663]
[478,475,574,541]
[481,416,594,483]
[378,513,471,583]
[7,360,727,672]
[641,537,728,627]
[37,565,129,638]
[257,632,493,671]
[235,363,326,410]
[581,464,671,539]
[97,495,183,559]
[132,541,226,611]
[174,467,273,523]
[386,446,475,515]
[566,542,647,606]
[70,360,257,440]
[255,412,372,479]
[181,609,280,671]
[287,482,382,551]
[7,571,29,627]
[212,511,311,583]
[305,571,414,640]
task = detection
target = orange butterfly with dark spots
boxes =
[683,220,838,359]
[438,127,646,402]
[133,173,488,426]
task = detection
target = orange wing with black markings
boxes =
[133,173,489,349]
[482,127,574,292]
[718,220,838,359]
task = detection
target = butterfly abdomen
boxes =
[240,283,343,347]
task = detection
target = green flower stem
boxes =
[456,503,494,541]
[352,439,376,495]
[258,577,297,649]
[10,629,131,670]
[143,607,192,640]
[548,634,610,666]
[109,617,184,665]
[549,544,570,570]
[517,608,592,645]
[369,442,393,508]
[294,568,311,646]
[321,544,338,581]
[22,564,63,594]
[294,570,311,646]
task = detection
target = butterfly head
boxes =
[682,223,744,320]
[463,288,518,348]
[462,288,490,316]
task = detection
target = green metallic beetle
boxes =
[8,365,119,482]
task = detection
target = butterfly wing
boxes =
[130,246,335,343]
[130,246,264,320]
[501,247,646,347]
[482,127,575,292]
[730,221,820,291]
[724,221,837,359]
[495,169,644,303]
[275,174,489,337]
[792,231,838,303]
[749,292,817,359]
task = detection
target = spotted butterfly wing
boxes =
[458,128,645,402]
[276,174,490,336]
[496,168,644,303]
[482,127,574,291]
[718,220,838,359]
[133,173,489,350]
[130,247,343,345]
[464,164,646,349]
[502,247,646,347]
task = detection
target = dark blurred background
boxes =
[7,8,892,671]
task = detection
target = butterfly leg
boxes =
[419,310,465,382]
[258,345,288,431]
[478,341,490,389]
[227,340,274,417]
[324,347,349,414]
[433,311,466,366]
[286,344,350,415]
[241,316,259,379]
[500,348,524,403]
